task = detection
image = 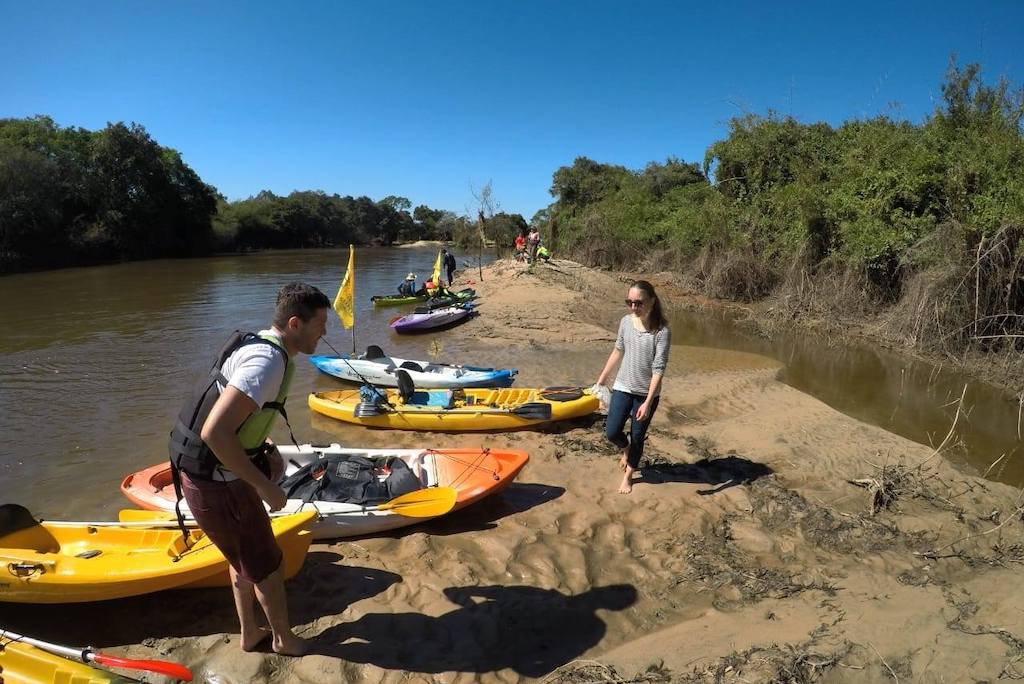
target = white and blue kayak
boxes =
[310,347,517,388]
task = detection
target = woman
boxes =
[527,228,541,263]
[595,280,671,493]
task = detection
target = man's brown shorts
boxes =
[181,472,282,584]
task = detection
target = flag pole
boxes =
[351,244,356,354]
[333,244,357,356]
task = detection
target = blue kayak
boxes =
[310,350,516,388]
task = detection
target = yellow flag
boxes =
[333,245,355,329]
[431,249,442,286]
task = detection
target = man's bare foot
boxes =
[241,627,271,652]
[617,476,633,494]
[273,632,312,657]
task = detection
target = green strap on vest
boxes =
[236,332,296,452]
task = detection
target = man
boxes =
[168,282,330,656]
[398,273,417,297]
[442,248,457,286]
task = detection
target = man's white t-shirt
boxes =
[217,329,287,407]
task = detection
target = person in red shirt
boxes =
[514,231,526,260]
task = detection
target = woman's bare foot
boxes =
[273,632,312,657]
[618,465,635,494]
[241,627,272,652]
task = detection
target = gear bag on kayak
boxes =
[280,454,422,505]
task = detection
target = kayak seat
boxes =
[399,361,425,373]
[0,504,39,539]
[365,345,386,360]
[396,369,415,403]
[424,391,454,408]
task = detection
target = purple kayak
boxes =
[389,303,475,334]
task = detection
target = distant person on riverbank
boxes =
[167,282,330,655]
[536,244,551,262]
[514,231,527,260]
[443,248,457,286]
[398,273,418,297]
[595,280,670,494]
[527,228,541,263]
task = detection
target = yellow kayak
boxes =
[309,384,599,431]
[0,639,136,683]
[0,505,315,604]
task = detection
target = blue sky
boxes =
[3,1,1022,218]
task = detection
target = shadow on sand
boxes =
[309,583,637,678]
[641,455,773,495]
[0,551,397,648]
[388,481,566,537]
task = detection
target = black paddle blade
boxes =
[511,402,553,421]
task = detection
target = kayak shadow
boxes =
[406,482,565,537]
[639,455,773,495]
[0,553,398,648]
[542,412,605,434]
[308,582,637,677]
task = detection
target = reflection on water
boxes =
[665,308,1024,488]
[2,250,1021,521]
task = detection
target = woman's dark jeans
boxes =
[605,390,661,469]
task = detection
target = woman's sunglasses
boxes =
[625,298,647,308]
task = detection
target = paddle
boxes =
[371,486,457,517]
[0,628,193,681]
[318,336,396,410]
[105,487,459,528]
[509,402,553,421]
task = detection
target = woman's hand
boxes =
[635,401,651,422]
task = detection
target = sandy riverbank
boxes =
[7,257,1024,683]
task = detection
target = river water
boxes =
[1,247,1021,521]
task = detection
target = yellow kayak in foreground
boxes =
[309,384,599,431]
[0,638,136,683]
[0,505,315,603]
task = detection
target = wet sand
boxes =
[4,258,1024,683]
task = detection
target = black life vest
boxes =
[167,330,294,482]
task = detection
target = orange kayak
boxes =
[121,444,529,539]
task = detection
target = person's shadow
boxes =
[310,583,637,677]
[639,454,773,495]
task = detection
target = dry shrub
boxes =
[541,661,670,684]
[694,244,777,302]
[888,223,1024,355]
[636,245,687,273]
[776,244,886,319]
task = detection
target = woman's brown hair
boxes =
[631,280,666,331]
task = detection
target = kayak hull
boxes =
[308,387,599,431]
[0,639,137,683]
[120,445,529,540]
[390,305,474,333]
[309,354,516,388]
[371,288,475,308]
[0,510,314,603]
